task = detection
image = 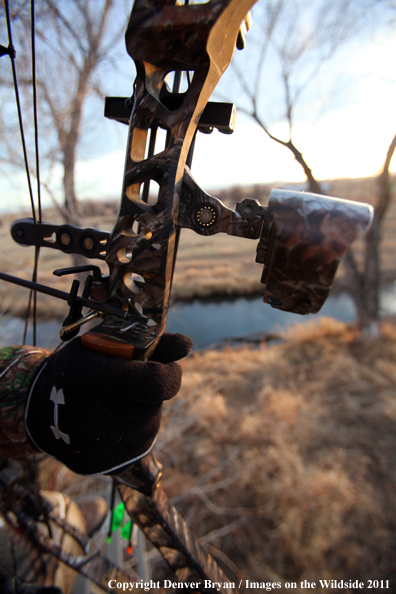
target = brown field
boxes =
[0,174,395,319]
[39,318,396,592]
[157,318,396,591]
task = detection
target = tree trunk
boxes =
[362,226,380,334]
[285,140,323,195]
[344,132,396,334]
[255,118,324,195]
[63,142,87,269]
[63,149,78,222]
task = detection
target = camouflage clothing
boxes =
[0,346,50,459]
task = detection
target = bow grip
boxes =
[258,190,373,315]
[81,332,136,360]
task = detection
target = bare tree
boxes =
[343,133,396,335]
[0,0,130,223]
[226,0,364,193]
[224,0,394,333]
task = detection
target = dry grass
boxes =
[171,230,260,300]
[153,318,396,591]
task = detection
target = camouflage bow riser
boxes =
[97,0,259,360]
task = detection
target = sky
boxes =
[78,22,396,199]
[0,1,395,212]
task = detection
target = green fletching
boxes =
[111,501,125,532]
[120,520,132,541]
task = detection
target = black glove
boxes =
[25,333,192,476]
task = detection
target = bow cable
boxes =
[29,0,42,346]
[31,0,41,224]
[3,0,41,345]
[3,0,36,222]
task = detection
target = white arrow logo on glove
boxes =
[50,386,70,444]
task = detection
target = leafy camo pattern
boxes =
[0,346,49,459]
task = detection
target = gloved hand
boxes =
[25,333,192,476]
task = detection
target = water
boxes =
[0,316,61,351]
[166,283,396,349]
[0,292,357,351]
[380,284,396,315]
[1,285,395,351]
[166,293,356,349]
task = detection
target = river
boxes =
[166,292,357,349]
[1,286,395,351]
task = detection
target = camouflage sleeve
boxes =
[0,346,50,459]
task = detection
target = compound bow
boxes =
[0,0,373,592]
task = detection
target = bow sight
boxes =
[1,0,373,362]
